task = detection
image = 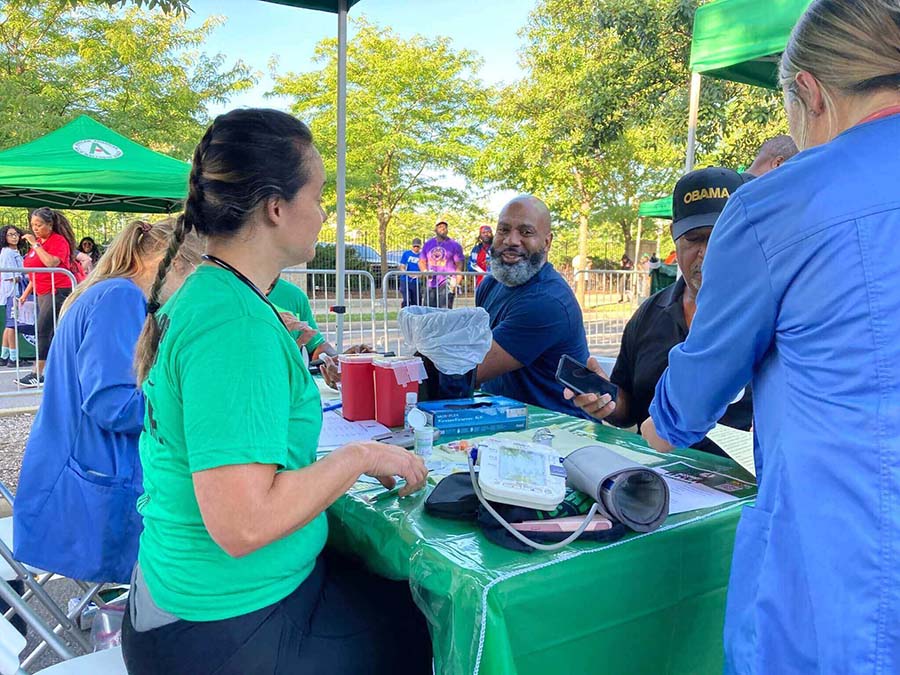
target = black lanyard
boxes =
[202,254,287,330]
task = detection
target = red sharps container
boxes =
[373,357,426,428]
[339,354,377,421]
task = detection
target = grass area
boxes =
[581,302,640,319]
[313,311,399,324]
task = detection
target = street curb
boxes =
[0,406,38,417]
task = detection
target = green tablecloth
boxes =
[325,408,756,675]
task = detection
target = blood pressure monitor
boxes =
[475,439,567,511]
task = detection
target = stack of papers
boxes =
[705,424,756,476]
[656,462,756,514]
[318,411,390,449]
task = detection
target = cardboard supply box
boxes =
[414,396,528,435]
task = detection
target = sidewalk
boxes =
[0,365,41,413]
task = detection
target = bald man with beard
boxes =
[475,195,590,416]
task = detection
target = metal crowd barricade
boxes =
[573,269,648,351]
[0,267,77,406]
[380,270,485,354]
[279,268,377,351]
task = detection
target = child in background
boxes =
[0,226,25,366]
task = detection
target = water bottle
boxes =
[403,392,418,429]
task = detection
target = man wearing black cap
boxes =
[565,167,752,456]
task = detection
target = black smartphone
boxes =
[555,354,618,400]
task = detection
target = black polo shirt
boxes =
[610,277,753,456]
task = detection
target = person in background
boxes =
[641,1,900,671]
[422,220,464,308]
[266,274,372,387]
[77,236,102,275]
[16,207,78,387]
[398,237,422,307]
[476,194,590,416]
[638,252,651,298]
[743,134,799,180]
[122,109,430,675]
[566,168,751,457]
[13,218,203,584]
[0,226,25,367]
[468,225,493,286]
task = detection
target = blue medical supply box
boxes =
[414,396,528,435]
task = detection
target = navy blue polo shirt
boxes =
[476,263,590,416]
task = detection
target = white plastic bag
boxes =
[398,306,492,375]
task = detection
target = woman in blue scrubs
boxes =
[13,219,203,583]
[641,1,900,671]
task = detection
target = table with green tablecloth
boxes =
[323,406,756,675]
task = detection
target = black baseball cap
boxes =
[671,167,744,240]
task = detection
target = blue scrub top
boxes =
[650,115,900,673]
[476,262,590,416]
[14,278,146,584]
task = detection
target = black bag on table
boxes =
[424,473,627,553]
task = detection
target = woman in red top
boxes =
[17,207,78,387]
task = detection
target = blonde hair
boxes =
[780,0,900,147]
[61,218,203,319]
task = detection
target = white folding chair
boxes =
[0,610,124,675]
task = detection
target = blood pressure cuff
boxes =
[564,445,669,533]
[425,474,628,553]
[424,473,480,520]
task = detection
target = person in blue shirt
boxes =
[13,218,203,583]
[640,1,900,671]
[476,194,589,416]
[397,237,422,307]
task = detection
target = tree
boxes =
[479,0,693,301]
[271,19,492,273]
[0,1,256,158]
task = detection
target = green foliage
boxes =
[0,0,256,237]
[69,0,189,13]
[478,0,693,263]
[481,0,792,264]
[0,1,256,158]
[271,19,492,271]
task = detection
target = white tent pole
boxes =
[685,72,702,173]
[335,0,348,352]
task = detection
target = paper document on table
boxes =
[318,412,390,449]
[706,425,756,477]
[659,472,738,514]
[655,461,754,514]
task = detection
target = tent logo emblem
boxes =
[72,139,123,160]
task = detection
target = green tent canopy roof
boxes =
[260,0,364,12]
[638,196,673,219]
[689,0,812,89]
[0,115,189,213]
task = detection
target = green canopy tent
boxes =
[0,115,189,213]
[684,0,813,171]
[638,196,673,219]
[261,0,366,351]
[634,197,677,294]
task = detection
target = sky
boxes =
[186,0,537,215]
[188,0,534,111]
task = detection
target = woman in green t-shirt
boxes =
[122,109,430,675]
